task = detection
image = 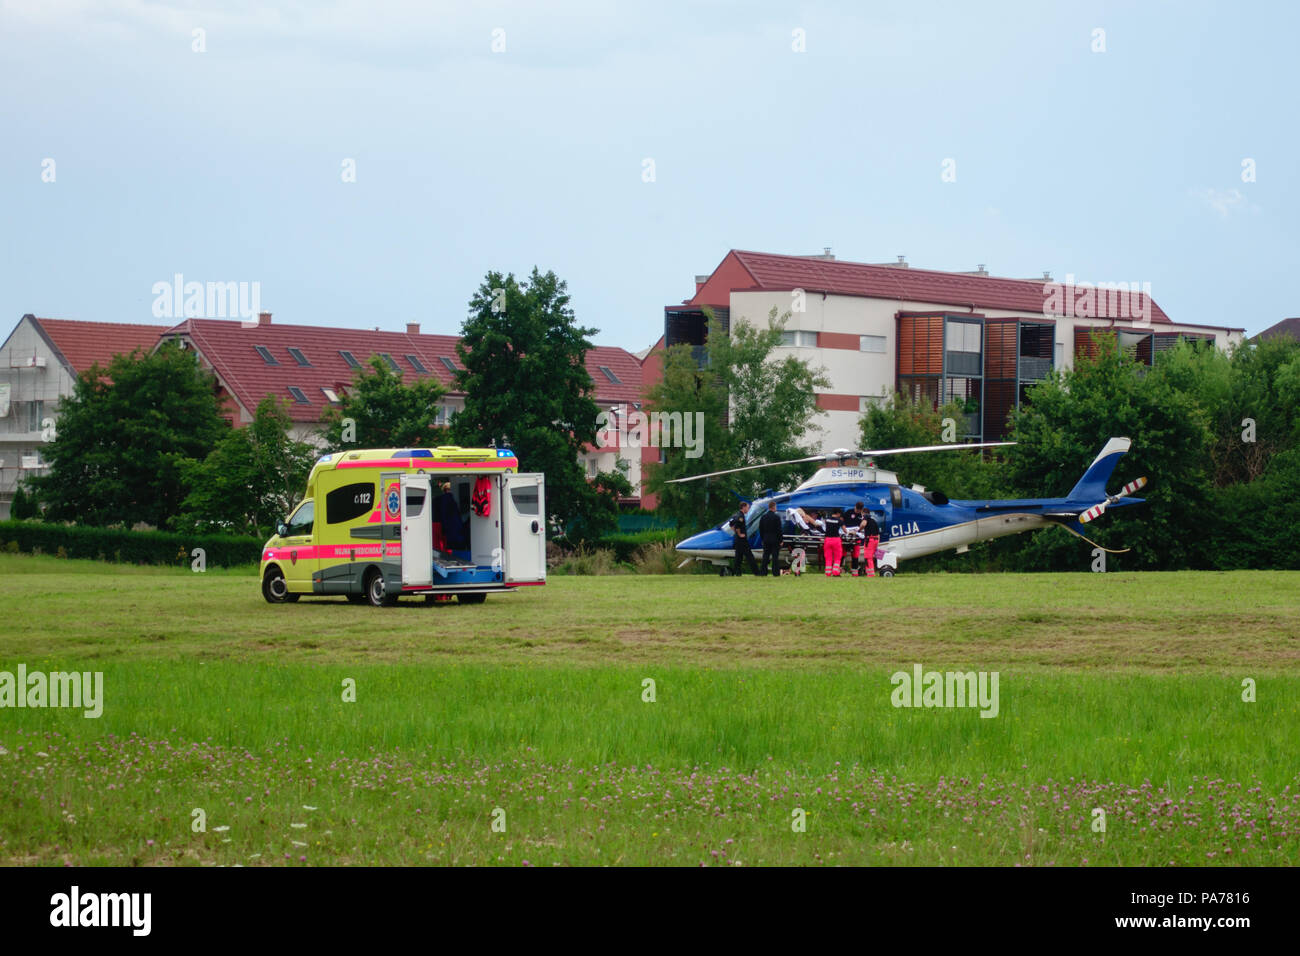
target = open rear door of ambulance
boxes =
[400,473,433,589]
[501,472,546,585]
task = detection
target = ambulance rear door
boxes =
[400,473,433,588]
[501,472,546,584]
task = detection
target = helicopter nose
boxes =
[676,529,729,555]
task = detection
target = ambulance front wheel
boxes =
[262,567,299,604]
[365,568,397,607]
[879,567,895,578]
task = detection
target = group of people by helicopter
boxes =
[727,499,883,578]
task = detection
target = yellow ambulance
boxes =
[259,446,546,606]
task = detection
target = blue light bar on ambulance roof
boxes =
[497,448,513,457]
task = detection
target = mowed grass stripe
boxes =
[3,556,1299,671]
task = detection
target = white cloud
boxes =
[1194,187,1256,218]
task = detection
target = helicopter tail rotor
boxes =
[1078,476,1147,524]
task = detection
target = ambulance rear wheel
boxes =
[879,567,895,578]
[458,593,487,605]
[262,567,298,604]
[365,569,396,607]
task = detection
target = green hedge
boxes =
[0,520,263,567]
[615,512,676,533]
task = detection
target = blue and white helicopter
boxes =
[673,438,1147,576]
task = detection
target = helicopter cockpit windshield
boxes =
[717,499,778,535]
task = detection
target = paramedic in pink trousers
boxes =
[821,508,844,577]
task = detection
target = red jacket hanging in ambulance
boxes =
[471,476,492,517]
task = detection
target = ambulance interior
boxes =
[431,474,499,569]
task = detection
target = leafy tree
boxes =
[570,468,634,542]
[31,343,228,527]
[10,481,39,519]
[173,395,318,536]
[642,336,736,533]
[859,392,1006,499]
[451,268,624,540]
[1005,333,1213,570]
[1208,446,1300,569]
[321,355,448,448]
[644,308,828,532]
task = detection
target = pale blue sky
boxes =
[2,0,1294,348]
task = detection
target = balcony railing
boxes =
[945,350,981,376]
[1018,356,1052,380]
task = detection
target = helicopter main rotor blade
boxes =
[664,441,1016,485]
[664,455,828,484]
[857,441,1016,458]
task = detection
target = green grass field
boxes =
[2,554,1298,866]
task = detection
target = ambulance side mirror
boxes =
[276,522,288,537]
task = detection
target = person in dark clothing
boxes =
[433,481,466,552]
[860,510,881,577]
[758,500,784,576]
[729,501,759,576]
[847,500,866,575]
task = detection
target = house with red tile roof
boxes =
[0,315,171,518]
[157,314,648,504]
[0,310,651,517]
[664,250,1246,452]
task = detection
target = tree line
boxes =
[17,268,630,541]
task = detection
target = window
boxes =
[510,484,540,516]
[339,350,360,368]
[325,482,374,524]
[780,330,816,348]
[406,354,428,373]
[287,386,309,404]
[287,347,311,367]
[255,345,278,365]
[321,387,341,405]
[403,484,427,518]
[438,356,457,373]
[860,335,887,353]
[944,321,981,353]
[433,405,452,426]
[380,353,400,372]
[27,400,44,433]
[285,500,314,536]
[598,365,622,384]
